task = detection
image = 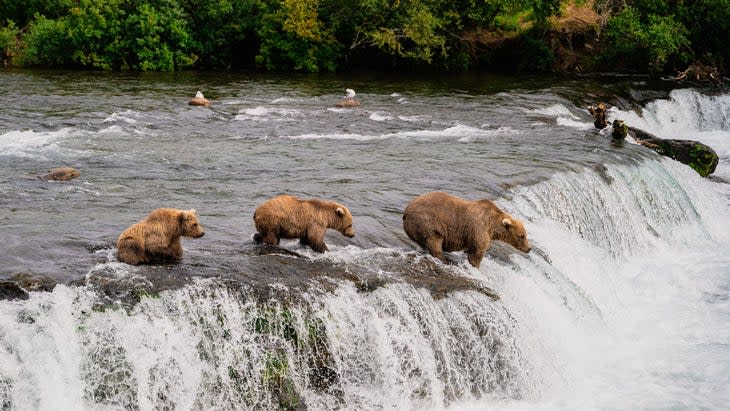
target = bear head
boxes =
[498,217,531,253]
[180,209,205,238]
[334,206,355,238]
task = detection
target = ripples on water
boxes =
[0,70,649,281]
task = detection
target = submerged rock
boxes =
[189,90,210,107]
[41,167,80,181]
[612,122,719,177]
[0,281,29,300]
[335,98,360,108]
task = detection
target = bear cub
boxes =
[403,191,531,268]
[117,208,205,265]
[253,195,355,253]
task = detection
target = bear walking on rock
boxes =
[253,195,355,253]
[117,208,205,265]
[403,191,531,268]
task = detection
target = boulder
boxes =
[189,90,210,107]
[0,281,29,301]
[335,98,360,108]
[612,122,719,177]
[41,167,80,181]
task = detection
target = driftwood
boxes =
[674,62,723,86]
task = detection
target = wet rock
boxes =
[189,91,210,107]
[40,167,80,181]
[611,121,718,176]
[9,272,57,292]
[335,98,360,108]
[0,281,29,300]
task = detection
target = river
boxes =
[1,69,729,410]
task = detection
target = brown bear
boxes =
[253,195,355,253]
[116,208,205,265]
[403,191,531,268]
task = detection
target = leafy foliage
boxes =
[0,20,19,64]
[604,5,689,72]
[0,0,727,73]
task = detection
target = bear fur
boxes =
[253,195,355,253]
[116,208,205,265]
[403,191,531,268]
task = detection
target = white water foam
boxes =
[103,110,140,124]
[286,124,518,141]
[369,112,393,122]
[529,103,593,130]
[234,106,304,122]
[0,128,75,158]
[458,159,730,411]
[608,89,730,180]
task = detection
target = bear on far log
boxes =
[253,195,355,253]
[117,208,205,265]
[403,191,531,268]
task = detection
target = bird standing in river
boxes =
[345,88,356,99]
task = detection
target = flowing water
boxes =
[1,70,729,410]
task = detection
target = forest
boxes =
[0,0,728,75]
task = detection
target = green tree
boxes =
[15,14,71,67]
[256,0,341,72]
[604,5,689,72]
[0,20,19,65]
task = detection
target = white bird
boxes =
[195,90,204,99]
[345,88,356,99]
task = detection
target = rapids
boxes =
[1,70,729,410]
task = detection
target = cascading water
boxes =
[3,157,728,410]
[1,72,729,410]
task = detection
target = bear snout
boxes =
[343,228,355,238]
[194,231,205,238]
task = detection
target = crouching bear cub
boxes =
[117,208,205,265]
[253,195,355,253]
[403,191,531,268]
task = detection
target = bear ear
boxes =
[189,209,196,214]
[502,217,513,228]
[336,207,345,217]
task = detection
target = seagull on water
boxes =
[195,90,204,99]
[345,88,356,99]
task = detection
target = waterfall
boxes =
[3,156,728,410]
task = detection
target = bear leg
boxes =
[467,252,483,269]
[308,240,329,253]
[305,227,328,253]
[424,237,447,263]
[260,232,279,245]
[117,237,147,265]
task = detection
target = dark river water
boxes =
[1,70,729,410]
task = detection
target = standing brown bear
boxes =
[253,195,355,253]
[403,191,531,268]
[116,208,205,265]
